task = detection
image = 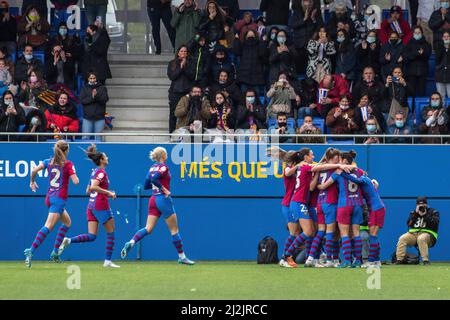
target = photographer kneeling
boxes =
[395,197,440,265]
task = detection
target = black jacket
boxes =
[0,101,26,139]
[0,12,17,42]
[269,45,297,84]
[405,37,432,77]
[82,29,111,82]
[383,82,411,114]
[198,14,226,43]
[208,80,241,108]
[45,56,76,87]
[290,9,323,49]
[14,56,44,84]
[216,0,240,21]
[335,40,357,81]
[379,41,406,80]
[167,58,194,94]
[352,80,386,116]
[326,11,356,41]
[428,9,450,44]
[434,41,450,83]
[260,0,291,26]
[236,102,266,130]
[357,41,381,75]
[232,37,266,86]
[48,34,83,63]
[187,39,211,87]
[209,45,236,83]
[407,208,440,244]
[79,82,109,121]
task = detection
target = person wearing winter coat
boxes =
[434,31,450,98]
[379,5,412,45]
[208,69,241,108]
[171,0,201,52]
[379,31,406,81]
[268,30,297,85]
[235,88,267,130]
[209,44,235,84]
[82,24,111,84]
[335,29,357,84]
[306,27,336,82]
[44,92,79,134]
[0,90,26,141]
[356,30,381,78]
[174,85,211,131]
[233,11,258,43]
[187,33,210,88]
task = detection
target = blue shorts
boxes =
[87,209,113,224]
[282,205,297,224]
[45,196,66,214]
[352,205,364,225]
[148,195,176,219]
[289,201,311,220]
[321,204,338,225]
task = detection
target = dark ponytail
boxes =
[341,149,357,164]
[85,144,103,166]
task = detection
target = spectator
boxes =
[14,45,44,84]
[419,92,449,143]
[209,70,241,108]
[259,0,291,29]
[379,5,412,45]
[335,28,357,84]
[198,0,228,46]
[206,91,235,132]
[171,0,201,52]
[435,31,450,98]
[361,115,381,144]
[352,67,385,127]
[84,0,108,25]
[174,85,211,132]
[429,0,450,46]
[386,111,413,143]
[326,2,356,41]
[268,30,297,85]
[44,92,79,135]
[45,44,76,88]
[356,30,381,77]
[383,67,411,123]
[298,77,320,119]
[0,1,17,57]
[255,15,266,39]
[216,0,240,21]
[187,32,210,88]
[147,0,175,55]
[269,112,295,143]
[0,91,25,141]
[168,45,194,133]
[236,89,267,131]
[209,45,235,84]
[234,11,258,43]
[353,6,374,47]
[48,22,83,65]
[306,27,336,82]
[232,29,267,96]
[405,26,432,97]
[296,114,323,144]
[80,72,109,140]
[317,73,350,118]
[395,197,440,265]
[82,24,111,84]
[0,58,12,96]
[21,107,47,141]
[326,94,358,135]
[17,5,50,50]
[379,31,406,81]
[22,0,47,18]
[0,47,14,80]
[353,93,383,133]
[18,70,47,110]
[267,73,298,119]
[266,26,280,50]
[417,0,439,45]
[290,0,323,75]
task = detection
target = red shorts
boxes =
[369,207,386,228]
[87,209,98,222]
[316,205,325,225]
[148,196,162,218]
[337,206,353,225]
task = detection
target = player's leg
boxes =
[336,206,352,268]
[367,225,380,266]
[368,207,385,267]
[51,209,72,262]
[279,222,300,268]
[165,214,195,265]
[103,217,120,268]
[350,206,363,268]
[306,206,326,267]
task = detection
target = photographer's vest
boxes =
[408,214,439,240]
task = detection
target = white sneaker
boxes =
[314,261,325,268]
[322,260,336,268]
[103,260,120,268]
[361,261,373,268]
[279,259,293,268]
[319,253,327,265]
[58,237,71,255]
[304,256,315,267]
[333,259,340,267]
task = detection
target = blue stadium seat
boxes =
[267,118,276,128]
[414,97,430,125]
[381,9,409,22]
[18,124,26,132]
[9,7,19,16]
[446,98,450,107]
[259,96,265,105]
[407,97,413,112]
[77,75,84,95]
[297,117,325,133]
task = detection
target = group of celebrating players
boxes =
[24,140,194,268]
[268,146,386,268]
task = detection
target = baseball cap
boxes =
[416,196,428,205]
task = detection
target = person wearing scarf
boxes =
[380,5,412,45]
[44,92,79,134]
[207,91,235,131]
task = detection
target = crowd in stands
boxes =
[0,0,111,141]
[166,0,450,144]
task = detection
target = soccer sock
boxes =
[353,236,363,262]
[283,235,296,258]
[131,228,149,245]
[325,233,334,261]
[30,226,50,254]
[368,235,378,262]
[53,225,69,253]
[309,231,325,259]
[286,232,310,257]
[105,232,115,261]
[172,233,185,259]
[341,236,352,263]
[70,233,97,243]
[332,240,340,260]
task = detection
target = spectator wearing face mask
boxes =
[269,112,295,143]
[386,111,413,144]
[296,114,323,144]
[21,107,47,141]
[0,47,15,82]
[419,92,449,143]
[45,44,76,88]
[18,70,47,110]
[17,5,50,50]
[82,24,111,85]
[361,115,381,144]
[306,27,336,83]
[357,30,381,77]
[0,0,18,57]
[335,28,356,84]
[353,6,375,47]
[317,73,350,118]
[267,73,298,119]
[14,45,43,84]
[325,2,356,41]
[236,89,267,131]
[171,0,202,52]
[379,31,406,81]
[0,58,12,96]
[209,45,235,84]
[208,70,241,109]
[434,31,450,99]
[48,22,83,65]
[429,0,450,47]
[379,5,412,45]
[326,95,358,135]
[268,30,297,85]
[0,90,26,141]
[383,67,411,122]
[175,85,211,132]
[405,26,432,97]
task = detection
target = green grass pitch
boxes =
[1,261,449,300]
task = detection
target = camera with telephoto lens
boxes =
[418,205,427,216]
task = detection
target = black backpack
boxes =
[391,251,420,264]
[257,236,279,264]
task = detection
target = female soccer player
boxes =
[25,140,79,268]
[318,150,365,268]
[58,144,120,268]
[120,147,195,265]
[283,148,354,268]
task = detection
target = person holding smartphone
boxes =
[0,90,26,141]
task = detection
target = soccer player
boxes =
[339,173,385,268]
[120,147,195,265]
[24,140,79,268]
[58,145,120,268]
[318,150,365,268]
